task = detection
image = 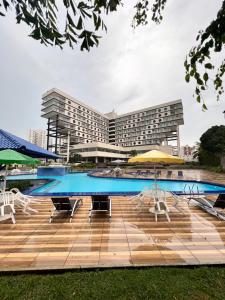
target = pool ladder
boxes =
[183,183,201,204]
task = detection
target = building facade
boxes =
[71,142,174,163]
[28,129,47,149]
[41,88,184,161]
[180,145,197,162]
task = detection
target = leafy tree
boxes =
[200,125,225,154]
[1,0,225,106]
[69,152,82,163]
[198,125,225,166]
[130,149,138,157]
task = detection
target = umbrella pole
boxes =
[3,165,8,192]
[154,164,157,189]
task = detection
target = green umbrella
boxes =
[0,149,40,190]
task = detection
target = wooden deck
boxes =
[1,169,225,271]
[1,196,225,270]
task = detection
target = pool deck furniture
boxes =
[189,194,225,220]
[178,170,183,178]
[2,192,225,271]
[150,189,171,222]
[11,188,39,214]
[0,192,15,224]
[170,192,188,213]
[166,170,173,178]
[49,197,83,223]
[89,195,112,221]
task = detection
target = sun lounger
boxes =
[49,197,83,223]
[156,170,161,177]
[11,188,40,214]
[170,192,188,213]
[178,170,183,178]
[189,194,225,220]
[89,195,111,221]
[128,189,152,212]
[167,170,173,178]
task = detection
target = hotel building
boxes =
[41,88,184,162]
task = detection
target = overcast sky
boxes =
[0,0,224,146]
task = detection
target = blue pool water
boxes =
[7,172,225,195]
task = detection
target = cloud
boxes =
[0,0,224,145]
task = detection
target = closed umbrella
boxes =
[111,159,125,164]
[0,149,40,190]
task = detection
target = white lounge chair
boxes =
[170,192,188,213]
[189,194,225,220]
[128,189,152,212]
[0,192,15,223]
[10,188,39,214]
[10,169,22,175]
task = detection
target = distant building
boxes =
[41,88,184,161]
[28,129,46,149]
[71,142,174,163]
[180,145,197,162]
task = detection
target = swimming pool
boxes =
[7,172,225,196]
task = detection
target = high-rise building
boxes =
[41,88,184,161]
[28,129,46,149]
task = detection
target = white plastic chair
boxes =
[0,192,15,224]
[150,189,171,222]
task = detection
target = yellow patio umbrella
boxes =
[128,150,184,164]
[128,150,184,183]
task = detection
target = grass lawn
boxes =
[1,267,225,300]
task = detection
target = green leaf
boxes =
[197,78,203,85]
[185,74,190,83]
[76,16,83,30]
[205,63,213,69]
[202,103,208,111]
[203,72,208,82]
[67,12,75,27]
